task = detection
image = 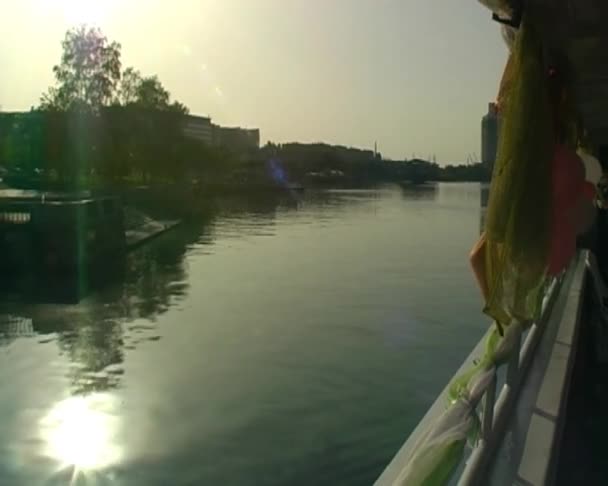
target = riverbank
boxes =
[122,205,180,249]
[126,217,180,249]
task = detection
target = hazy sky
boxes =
[0,0,508,163]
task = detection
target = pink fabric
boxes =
[547,144,585,276]
[582,181,596,201]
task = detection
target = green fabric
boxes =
[397,320,524,486]
[398,436,466,486]
[484,16,554,334]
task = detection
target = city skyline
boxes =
[0,0,508,164]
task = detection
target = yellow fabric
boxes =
[496,53,515,113]
[483,16,554,334]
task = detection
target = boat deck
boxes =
[555,274,608,484]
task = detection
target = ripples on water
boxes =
[0,184,487,485]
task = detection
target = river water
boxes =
[0,183,487,486]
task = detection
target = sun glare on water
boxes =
[40,394,122,474]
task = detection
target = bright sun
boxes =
[56,0,112,26]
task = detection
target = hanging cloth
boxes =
[483,15,554,333]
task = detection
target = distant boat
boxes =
[398,180,437,190]
[305,170,345,185]
[224,181,305,193]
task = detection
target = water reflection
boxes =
[0,216,199,394]
[0,191,323,394]
[0,261,126,305]
[0,314,34,347]
[480,183,490,234]
[213,191,303,218]
[40,393,121,472]
[439,183,482,204]
[0,186,484,485]
[397,183,439,201]
[1,188,387,392]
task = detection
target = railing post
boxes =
[506,323,522,389]
[482,373,497,440]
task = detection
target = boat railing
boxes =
[375,267,564,486]
[457,276,560,486]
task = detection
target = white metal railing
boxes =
[375,267,565,486]
[457,276,560,486]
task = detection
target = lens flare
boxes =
[268,159,287,186]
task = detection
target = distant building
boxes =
[182,114,213,145]
[182,115,260,151]
[481,102,501,168]
[212,125,260,151]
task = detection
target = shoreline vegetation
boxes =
[0,26,491,197]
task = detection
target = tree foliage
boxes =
[40,26,188,114]
[41,26,121,111]
[116,68,188,113]
[116,67,142,106]
[135,76,170,109]
[5,26,196,188]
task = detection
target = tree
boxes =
[116,67,142,105]
[169,101,189,115]
[116,68,188,113]
[135,76,170,109]
[41,26,122,111]
[34,26,197,187]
